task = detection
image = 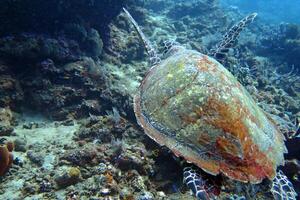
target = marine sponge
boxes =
[55,167,81,188]
[0,141,14,176]
[68,167,81,178]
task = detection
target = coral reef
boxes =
[0,57,110,121]
[0,35,80,64]
[0,62,23,109]
[0,107,14,136]
[0,0,127,38]
[258,23,300,69]
[0,0,299,199]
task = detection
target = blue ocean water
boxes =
[220,0,300,24]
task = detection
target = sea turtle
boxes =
[122,8,297,200]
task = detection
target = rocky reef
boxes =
[0,0,299,199]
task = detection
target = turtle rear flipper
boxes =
[271,170,297,200]
[123,8,161,66]
[209,13,257,63]
[183,166,211,200]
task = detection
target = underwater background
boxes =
[0,0,299,199]
[221,0,300,24]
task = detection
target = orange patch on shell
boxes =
[216,137,241,158]
[197,133,211,146]
[197,55,218,73]
[196,97,276,182]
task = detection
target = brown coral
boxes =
[0,141,14,176]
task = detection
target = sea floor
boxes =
[0,112,199,200]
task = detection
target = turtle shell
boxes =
[134,48,287,183]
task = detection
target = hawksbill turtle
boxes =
[122,8,297,200]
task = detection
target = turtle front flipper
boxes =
[209,13,257,63]
[162,40,178,54]
[183,166,211,200]
[271,170,297,200]
[123,8,161,66]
